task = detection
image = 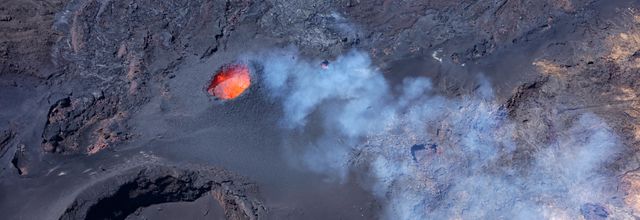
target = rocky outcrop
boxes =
[42,95,126,154]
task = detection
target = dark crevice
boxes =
[84,176,210,220]
[0,129,14,159]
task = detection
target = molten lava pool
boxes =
[207,64,251,100]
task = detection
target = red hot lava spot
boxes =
[207,64,251,100]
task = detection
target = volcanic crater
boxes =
[1,0,640,219]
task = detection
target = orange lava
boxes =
[207,64,251,100]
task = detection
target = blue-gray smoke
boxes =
[255,48,627,219]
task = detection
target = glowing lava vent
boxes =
[207,64,251,100]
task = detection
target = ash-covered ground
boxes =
[2,0,640,219]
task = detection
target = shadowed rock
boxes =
[60,163,266,220]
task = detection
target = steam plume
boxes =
[255,48,625,219]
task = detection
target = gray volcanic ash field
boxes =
[2,0,640,219]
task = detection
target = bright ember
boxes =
[207,64,251,100]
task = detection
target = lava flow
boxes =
[207,64,251,100]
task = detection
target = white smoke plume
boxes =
[253,48,627,219]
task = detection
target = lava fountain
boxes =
[207,64,251,100]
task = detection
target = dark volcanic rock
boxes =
[40,0,263,154]
[2,0,640,219]
[581,203,609,220]
[10,144,28,175]
[60,163,266,220]
[42,95,125,154]
[0,129,13,158]
[0,0,67,78]
[503,2,640,171]
[342,0,590,64]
